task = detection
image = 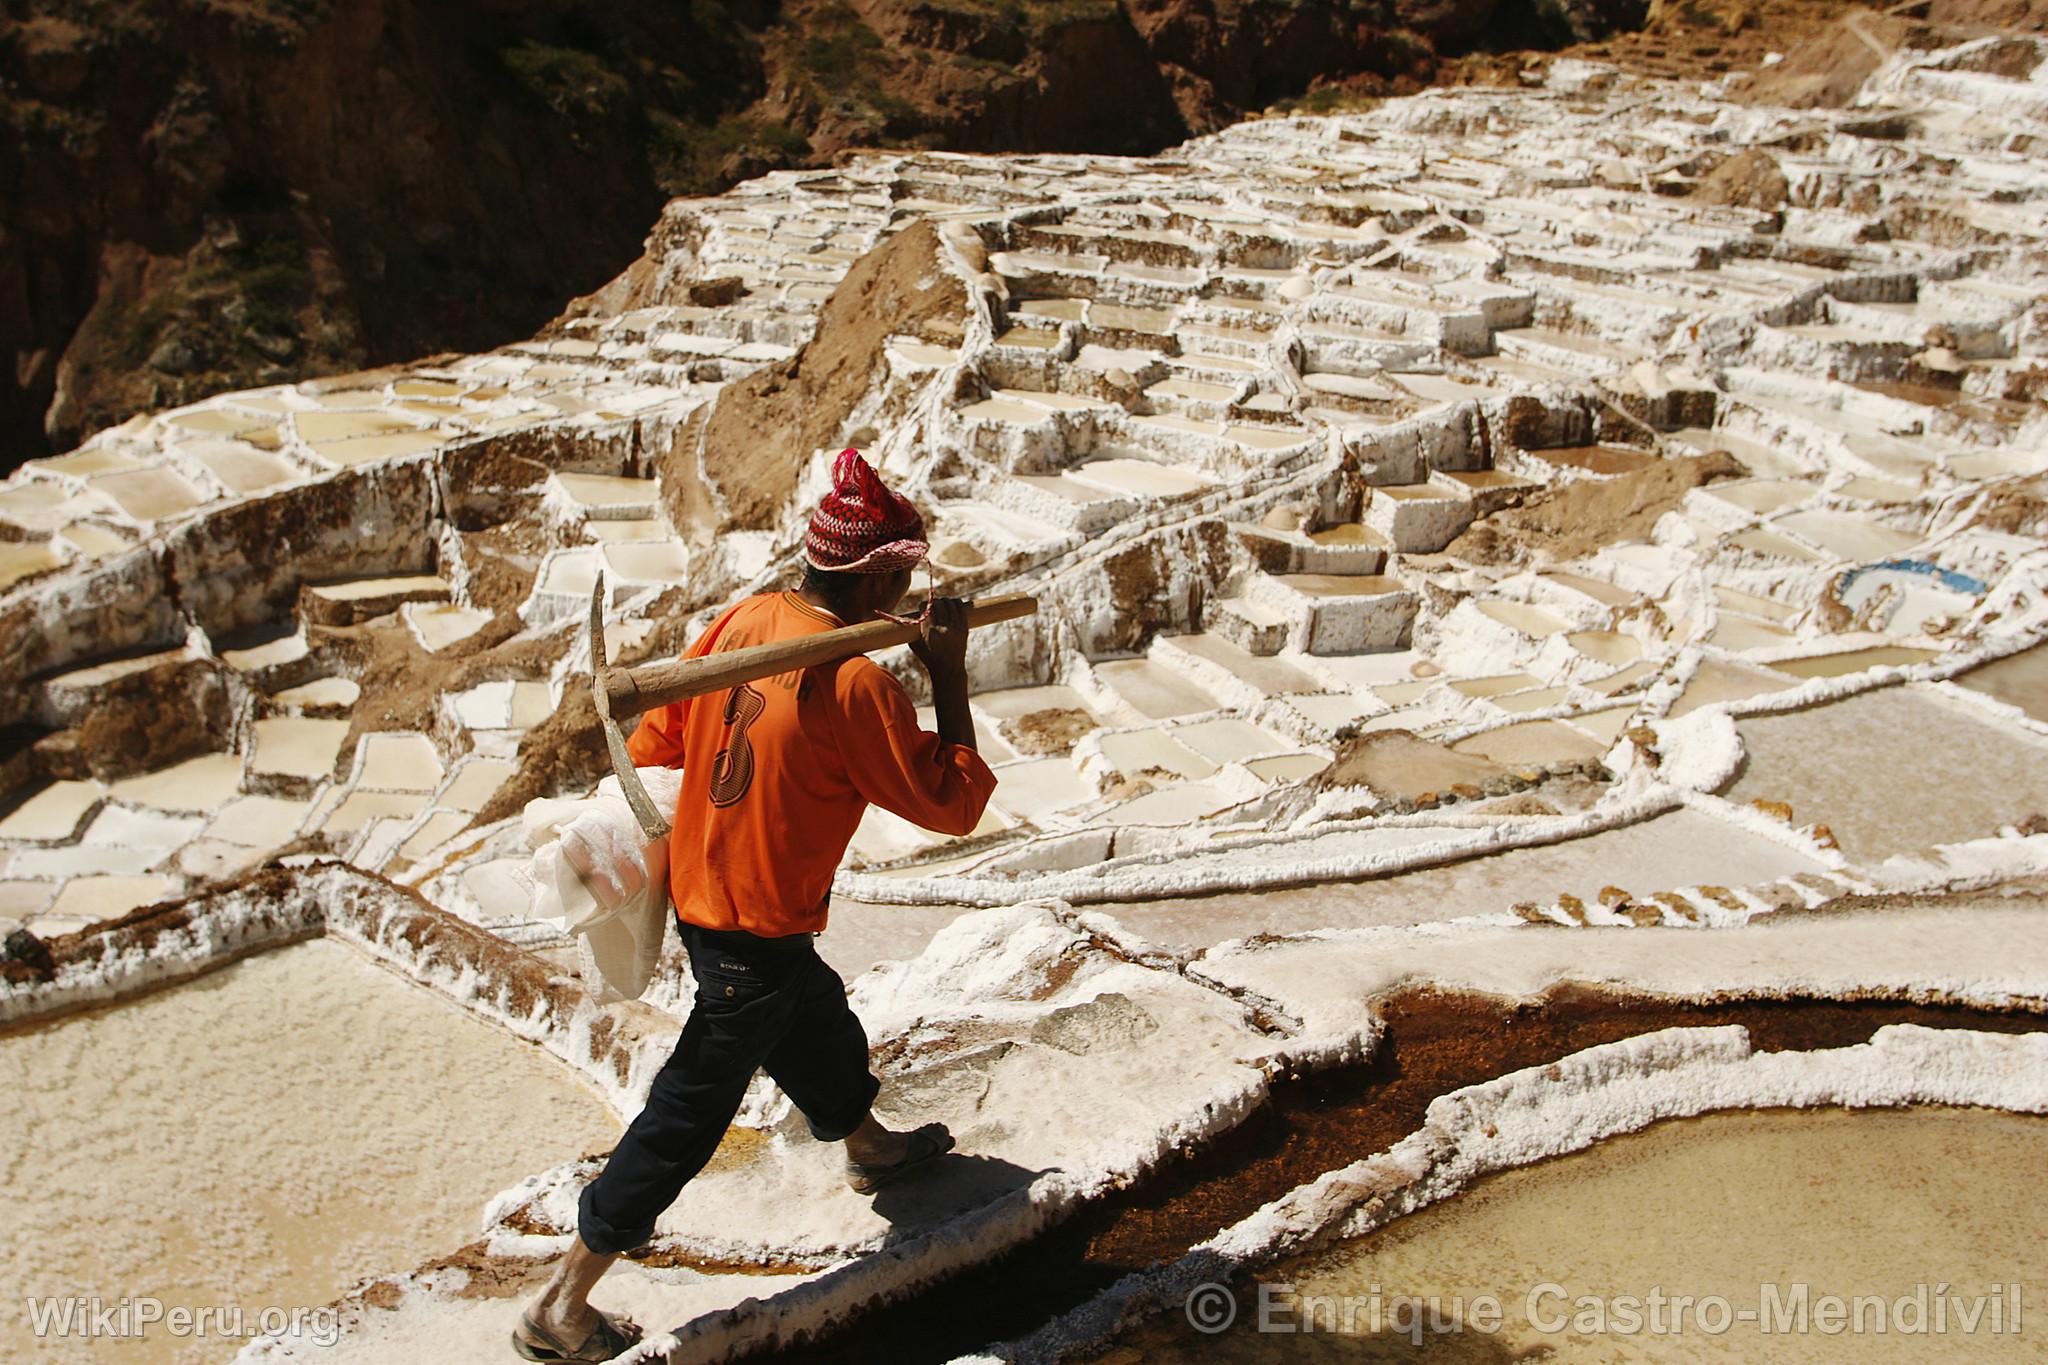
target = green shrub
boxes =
[500,40,632,120]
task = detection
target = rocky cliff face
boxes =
[1,0,1649,473]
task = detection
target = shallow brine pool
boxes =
[1094,1105,2047,1362]
[1,938,621,1363]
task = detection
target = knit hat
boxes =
[803,448,928,573]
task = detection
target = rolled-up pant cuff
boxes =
[576,1180,652,1256]
[802,1070,881,1143]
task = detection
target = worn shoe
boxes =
[845,1122,956,1195]
[512,1307,642,1363]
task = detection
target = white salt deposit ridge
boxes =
[0,30,2043,1365]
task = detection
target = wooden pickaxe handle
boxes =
[602,592,1039,722]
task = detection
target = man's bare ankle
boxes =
[534,1297,596,1340]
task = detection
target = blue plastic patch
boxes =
[1840,558,1987,596]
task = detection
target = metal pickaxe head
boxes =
[589,572,674,841]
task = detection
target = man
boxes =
[515,449,996,1363]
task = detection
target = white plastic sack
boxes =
[523,767,684,1004]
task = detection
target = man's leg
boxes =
[525,934,799,1350]
[760,949,950,1175]
[526,1236,619,1352]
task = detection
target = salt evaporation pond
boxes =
[1094,807,1824,949]
[0,938,621,1364]
[1957,644,2048,726]
[1098,1106,2047,1362]
[1725,687,2048,862]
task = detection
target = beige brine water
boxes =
[1,938,621,1364]
[1095,1106,2046,1362]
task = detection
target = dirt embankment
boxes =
[4,0,1661,474]
[654,220,967,541]
[1437,0,2048,102]
[1735,0,2048,109]
[1449,449,1746,565]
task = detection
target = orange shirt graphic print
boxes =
[708,682,765,807]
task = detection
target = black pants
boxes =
[576,922,881,1255]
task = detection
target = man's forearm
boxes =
[929,664,976,751]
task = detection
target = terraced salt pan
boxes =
[1088,808,1823,951]
[550,472,657,517]
[1487,685,1570,714]
[1566,630,1641,667]
[249,718,352,781]
[1732,526,1828,562]
[1098,729,1217,782]
[1451,719,1609,765]
[272,677,361,710]
[92,467,208,522]
[1955,644,2048,724]
[437,759,520,814]
[1103,783,1236,826]
[1584,660,1658,696]
[401,602,492,653]
[1245,753,1331,783]
[1769,645,1939,678]
[1724,686,2048,862]
[220,632,309,673]
[1776,509,1923,562]
[1476,601,1571,638]
[0,541,65,591]
[324,791,430,837]
[989,756,1098,823]
[204,795,315,848]
[353,733,445,792]
[451,680,555,731]
[1667,659,1796,717]
[303,573,446,607]
[1448,672,1540,699]
[0,781,106,842]
[1104,1107,2047,1363]
[1708,614,1795,651]
[1095,659,1222,720]
[1172,719,1290,766]
[43,874,179,933]
[0,939,619,1365]
[11,841,166,878]
[107,754,245,812]
[1715,584,1798,623]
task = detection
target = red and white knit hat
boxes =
[804,448,928,573]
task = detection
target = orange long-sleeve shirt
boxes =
[626,591,997,938]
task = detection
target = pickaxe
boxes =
[589,576,1039,840]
